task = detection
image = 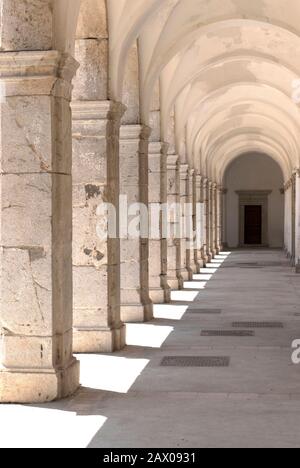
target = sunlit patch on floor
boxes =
[153,304,188,320]
[126,323,174,348]
[77,355,150,393]
[193,274,213,281]
[183,281,207,289]
[170,290,200,302]
[200,267,217,274]
[0,406,106,448]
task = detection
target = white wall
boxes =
[224,153,284,248]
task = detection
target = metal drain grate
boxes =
[232,322,284,329]
[161,356,230,367]
[201,330,255,337]
[188,309,222,314]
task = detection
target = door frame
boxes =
[236,190,272,247]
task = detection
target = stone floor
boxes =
[1,249,300,448]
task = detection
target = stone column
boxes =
[0,51,80,403]
[295,171,300,272]
[211,183,217,258]
[206,181,213,261]
[192,174,203,273]
[215,186,222,254]
[179,164,190,282]
[201,178,209,264]
[167,155,181,290]
[284,178,293,259]
[72,101,125,353]
[186,169,196,278]
[148,142,171,303]
[291,174,296,265]
[221,188,228,249]
[119,125,153,322]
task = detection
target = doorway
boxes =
[244,205,262,245]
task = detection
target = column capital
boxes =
[120,124,152,141]
[0,51,79,99]
[167,154,179,169]
[179,163,189,179]
[294,168,300,177]
[72,100,126,121]
[148,141,168,155]
[284,177,294,191]
[202,177,209,188]
[195,174,202,187]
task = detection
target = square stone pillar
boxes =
[206,181,213,261]
[166,155,181,290]
[186,169,197,277]
[0,51,80,403]
[119,125,153,322]
[201,178,209,265]
[148,142,171,303]
[295,170,300,273]
[194,174,204,272]
[216,186,223,253]
[291,174,296,265]
[72,101,125,353]
[179,164,190,282]
[221,188,228,249]
[211,183,217,258]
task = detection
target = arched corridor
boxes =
[1,0,300,448]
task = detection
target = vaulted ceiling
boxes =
[57,0,300,182]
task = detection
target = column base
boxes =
[121,303,153,323]
[206,252,213,262]
[192,263,202,274]
[196,257,204,271]
[73,325,126,353]
[179,269,190,282]
[201,249,209,265]
[167,276,181,291]
[189,261,198,275]
[0,358,79,404]
[149,287,169,304]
